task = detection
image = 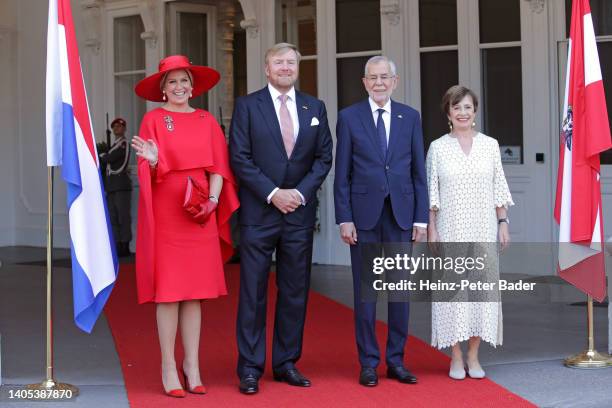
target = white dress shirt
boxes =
[268,84,300,140]
[369,97,391,146]
[266,84,305,205]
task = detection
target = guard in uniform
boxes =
[100,117,132,256]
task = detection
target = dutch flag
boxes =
[46,0,118,332]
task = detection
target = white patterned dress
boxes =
[426,133,514,349]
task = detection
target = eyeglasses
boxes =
[364,75,395,82]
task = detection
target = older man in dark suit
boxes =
[230,42,333,395]
[334,56,428,387]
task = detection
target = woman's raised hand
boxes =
[132,135,158,166]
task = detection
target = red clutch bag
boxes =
[183,176,217,224]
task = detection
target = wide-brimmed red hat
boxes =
[135,55,220,102]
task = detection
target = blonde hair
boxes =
[264,42,301,65]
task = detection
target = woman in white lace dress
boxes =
[426,85,513,380]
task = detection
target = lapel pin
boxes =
[397,114,403,119]
[302,105,309,110]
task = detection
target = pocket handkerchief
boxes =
[310,117,319,126]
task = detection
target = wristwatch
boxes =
[498,218,509,225]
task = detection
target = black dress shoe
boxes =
[116,242,130,257]
[359,367,378,387]
[387,366,417,384]
[273,368,311,387]
[239,374,259,394]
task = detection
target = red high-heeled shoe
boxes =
[164,388,186,398]
[161,369,186,398]
[181,368,207,394]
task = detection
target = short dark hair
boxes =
[441,85,479,115]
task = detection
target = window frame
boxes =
[408,0,531,167]
[276,0,319,96]
[166,2,218,116]
[104,4,146,131]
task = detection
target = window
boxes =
[277,0,317,96]
[113,15,146,146]
[419,0,457,47]
[479,0,521,43]
[168,4,215,111]
[479,0,523,163]
[335,0,381,109]
[419,0,458,149]
[415,0,524,161]
[566,0,612,37]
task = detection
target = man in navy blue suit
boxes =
[334,56,428,387]
[230,43,333,395]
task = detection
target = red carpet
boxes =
[105,264,534,407]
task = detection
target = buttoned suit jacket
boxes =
[230,86,333,226]
[334,99,428,230]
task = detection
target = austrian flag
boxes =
[554,0,612,302]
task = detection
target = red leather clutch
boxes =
[183,176,217,224]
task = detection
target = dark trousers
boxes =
[107,190,132,244]
[350,198,411,368]
[236,221,314,378]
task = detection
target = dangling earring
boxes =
[189,92,193,98]
[471,122,476,128]
[162,91,167,102]
[448,121,453,132]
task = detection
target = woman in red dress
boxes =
[131,55,239,397]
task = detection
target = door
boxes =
[417,0,554,248]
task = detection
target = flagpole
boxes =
[564,295,612,369]
[26,167,79,395]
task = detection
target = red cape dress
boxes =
[135,107,239,304]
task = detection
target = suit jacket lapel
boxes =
[256,87,287,158]
[357,100,385,162]
[387,100,403,161]
[292,91,310,155]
